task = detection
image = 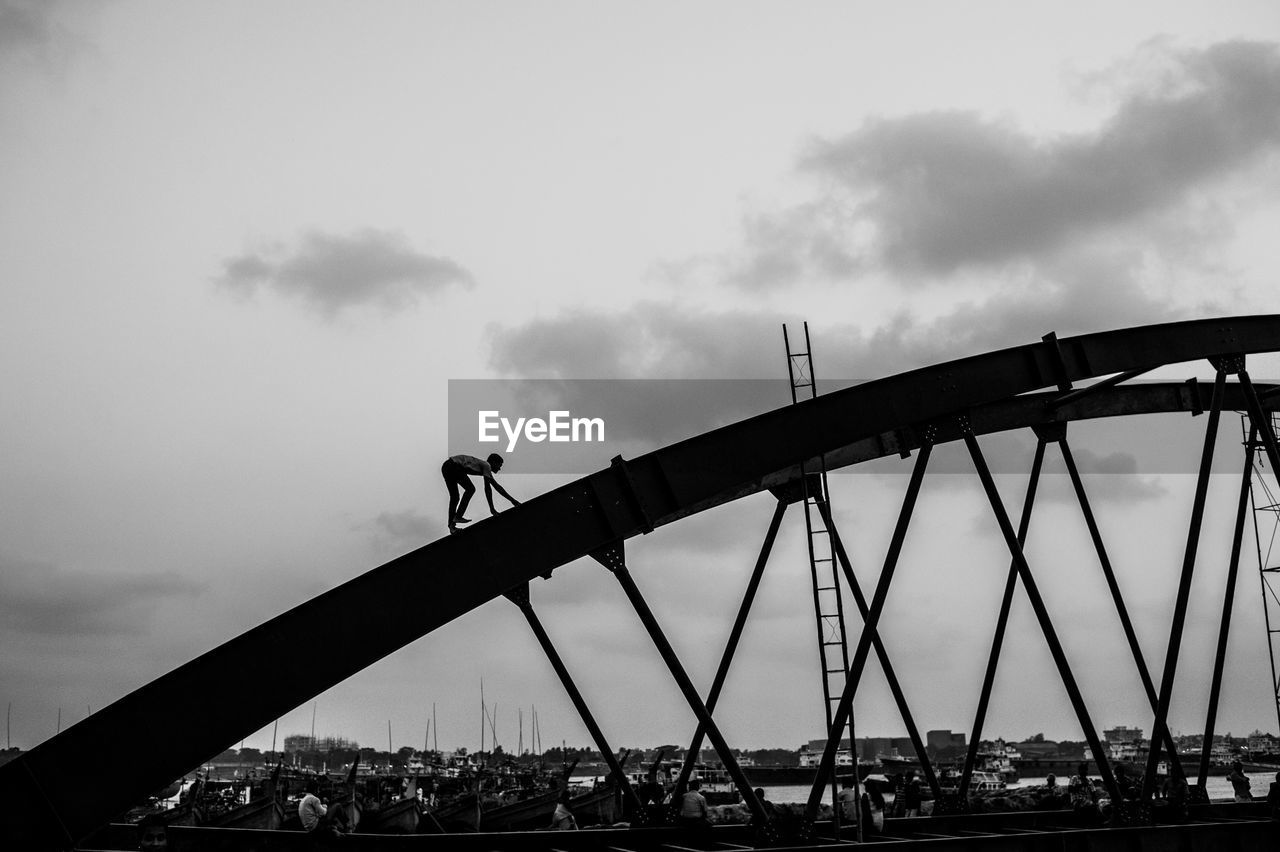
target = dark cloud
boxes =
[217,229,474,317]
[485,287,1185,448]
[0,556,205,637]
[722,39,1280,288]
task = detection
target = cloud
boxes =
[0,556,205,637]
[0,0,100,79]
[719,39,1280,289]
[485,284,1183,445]
[217,229,474,317]
[366,509,439,555]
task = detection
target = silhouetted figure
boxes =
[1227,761,1253,801]
[136,814,168,851]
[678,778,711,835]
[902,769,923,817]
[1266,771,1280,820]
[298,779,327,832]
[1068,763,1100,824]
[442,453,520,532]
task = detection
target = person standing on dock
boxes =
[441,453,520,532]
[1227,761,1253,802]
[902,770,923,818]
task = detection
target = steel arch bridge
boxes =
[7,315,1280,850]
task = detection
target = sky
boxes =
[4,1,1280,761]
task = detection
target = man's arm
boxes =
[483,474,520,509]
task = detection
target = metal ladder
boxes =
[784,322,856,824]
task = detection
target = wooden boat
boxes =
[430,791,481,831]
[208,796,284,830]
[358,794,422,834]
[478,786,562,832]
[570,784,621,827]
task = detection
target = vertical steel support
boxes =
[1141,367,1226,801]
[1239,373,1280,735]
[1240,370,1280,484]
[1248,416,1280,738]
[675,500,788,794]
[1198,425,1257,781]
[598,546,770,828]
[504,583,641,811]
[817,499,942,800]
[964,431,1123,808]
[804,441,932,822]
[960,436,1047,798]
[1060,437,1184,781]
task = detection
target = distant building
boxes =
[927,730,967,753]
[799,738,854,767]
[1248,731,1279,755]
[857,737,894,760]
[283,734,357,753]
[1103,726,1143,745]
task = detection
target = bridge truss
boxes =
[6,316,1280,848]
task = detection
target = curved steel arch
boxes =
[5,315,1280,848]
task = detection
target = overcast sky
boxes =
[4,1,1280,761]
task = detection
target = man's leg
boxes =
[443,464,461,528]
[455,477,476,521]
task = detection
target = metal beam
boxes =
[965,432,1123,809]
[674,500,787,794]
[960,437,1047,799]
[1058,437,1183,781]
[1199,426,1256,782]
[804,441,932,822]
[597,546,770,829]
[505,583,641,812]
[1141,367,1227,801]
[1049,368,1152,409]
[1240,370,1280,488]
[817,498,942,801]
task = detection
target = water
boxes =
[754,772,1279,804]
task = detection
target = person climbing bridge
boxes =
[441,453,520,532]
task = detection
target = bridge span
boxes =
[7,316,1280,849]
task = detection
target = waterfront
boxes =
[755,771,1280,804]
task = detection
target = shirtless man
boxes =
[441,453,520,532]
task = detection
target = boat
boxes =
[358,794,422,834]
[478,785,562,832]
[429,791,481,831]
[208,796,284,830]
[569,783,623,827]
